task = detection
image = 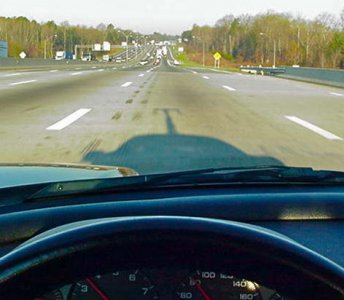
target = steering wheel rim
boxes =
[0,216,343,299]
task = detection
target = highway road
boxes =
[0,53,343,174]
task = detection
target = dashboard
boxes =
[40,269,282,300]
[0,184,344,299]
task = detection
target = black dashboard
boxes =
[40,268,281,300]
[0,184,344,299]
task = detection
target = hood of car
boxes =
[0,163,138,188]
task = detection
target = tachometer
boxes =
[176,270,262,300]
[68,270,158,300]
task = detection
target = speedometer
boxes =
[176,270,262,300]
[68,270,158,300]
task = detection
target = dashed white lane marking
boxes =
[203,76,210,80]
[4,73,21,77]
[71,72,83,76]
[222,85,236,92]
[138,74,145,77]
[49,70,58,73]
[330,92,343,97]
[285,116,342,141]
[121,82,133,87]
[9,80,37,86]
[47,108,91,131]
[192,71,198,74]
[92,66,97,69]
[98,69,104,72]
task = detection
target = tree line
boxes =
[182,10,344,68]
[0,16,176,58]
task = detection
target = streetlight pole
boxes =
[260,32,276,67]
[273,39,276,68]
[202,40,205,67]
[193,36,205,67]
[44,34,57,59]
[118,30,129,63]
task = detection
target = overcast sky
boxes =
[0,0,342,34]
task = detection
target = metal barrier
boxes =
[0,58,100,68]
[280,67,344,89]
[240,66,286,75]
[240,65,344,89]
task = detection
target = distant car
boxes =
[139,59,149,65]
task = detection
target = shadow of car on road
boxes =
[83,135,283,174]
[83,108,283,174]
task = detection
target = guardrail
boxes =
[240,66,286,75]
[240,65,344,89]
[0,58,100,69]
[280,67,344,89]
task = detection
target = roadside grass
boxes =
[171,48,241,73]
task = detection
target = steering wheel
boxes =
[0,216,343,299]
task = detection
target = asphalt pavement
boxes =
[0,54,343,174]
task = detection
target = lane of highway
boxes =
[185,68,344,143]
[0,56,343,173]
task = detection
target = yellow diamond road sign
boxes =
[213,52,222,60]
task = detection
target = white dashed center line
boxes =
[222,85,236,92]
[138,74,145,77]
[71,72,83,76]
[203,76,210,80]
[98,69,104,72]
[9,80,37,86]
[121,82,133,87]
[4,73,21,77]
[47,108,91,131]
[285,116,342,141]
[330,92,343,97]
[50,70,58,73]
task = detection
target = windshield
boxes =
[0,1,343,177]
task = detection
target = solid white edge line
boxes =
[285,116,342,141]
[9,80,37,86]
[47,108,91,131]
[121,82,133,87]
[222,85,236,92]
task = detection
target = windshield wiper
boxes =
[24,166,344,201]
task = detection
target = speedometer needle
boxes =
[195,281,212,300]
[85,277,110,300]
